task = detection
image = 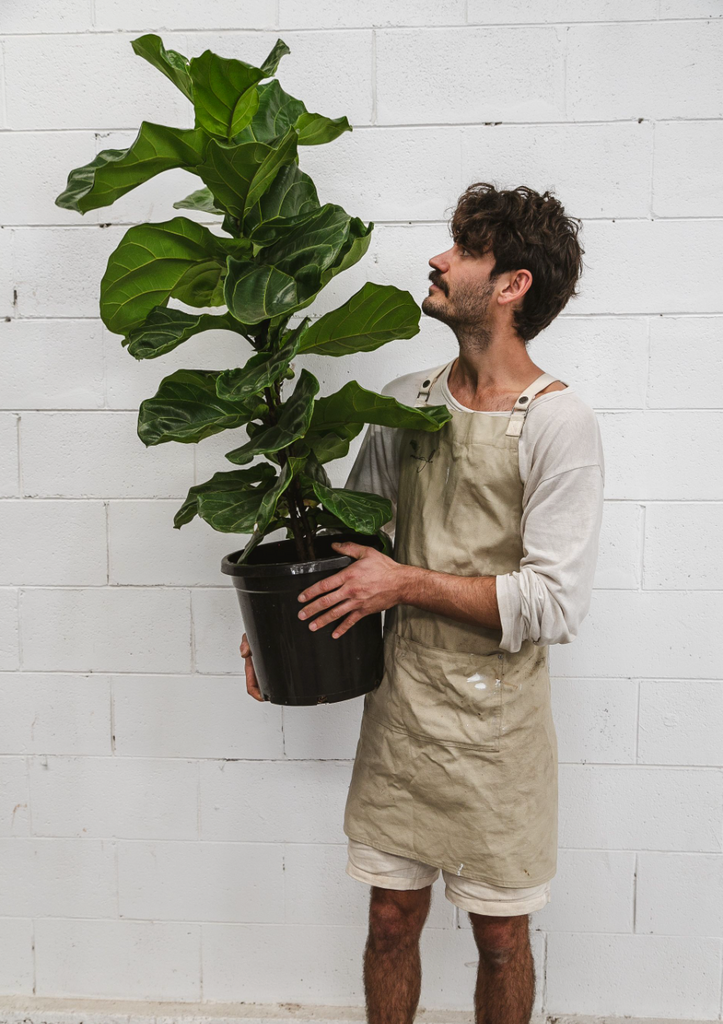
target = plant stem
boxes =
[262,385,316,563]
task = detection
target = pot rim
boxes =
[221,531,382,578]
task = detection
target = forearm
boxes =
[396,564,502,631]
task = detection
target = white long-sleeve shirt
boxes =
[344,362,605,654]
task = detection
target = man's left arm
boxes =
[296,551,501,639]
[297,407,604,644]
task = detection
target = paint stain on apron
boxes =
[344,361,561,888]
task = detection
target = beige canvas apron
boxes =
[344,360,562,887]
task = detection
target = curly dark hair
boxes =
[450,182,585,343]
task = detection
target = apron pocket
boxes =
[386,633,502,752]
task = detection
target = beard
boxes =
[422,275,496,335]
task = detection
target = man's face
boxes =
[422,241,498,329]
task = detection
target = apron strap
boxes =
[505,372,565,437]
[414,361,453,407]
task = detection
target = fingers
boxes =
[239,632,264,702]
[302,598,357,634]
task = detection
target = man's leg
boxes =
[469,912,535,1024]
[364,884,432,1024]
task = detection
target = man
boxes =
[241,183,604,1023]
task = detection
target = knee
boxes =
[368,887,430,954]
[469,914,528,969]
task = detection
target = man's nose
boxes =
[429,249,452,272]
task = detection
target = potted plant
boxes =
[55,34,451,704]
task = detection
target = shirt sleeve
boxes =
[495,399,605,653]
[343,422,400,542]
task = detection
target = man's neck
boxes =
[448,328,544,405]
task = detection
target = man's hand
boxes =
[239,632,264,701]
[296,540,409,639]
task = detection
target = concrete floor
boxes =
[0,997,711,1024]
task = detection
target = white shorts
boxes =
[346,839,551,917]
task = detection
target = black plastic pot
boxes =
[221,531,385,705]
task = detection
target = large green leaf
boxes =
[215,318,309,401]
[174,463,276,527]
[225,368,319,464]
[131,34,193,101]
[224,204,361,324]
[138,369,266,446]
[55,122,208,214]
[195,137,276,220]
[294,111,351,146]
[125,307,249,360]
[233,78,349,148]
[244,127,298,214]
[304,423,364,464]
[242,163,320,244]
[233,80,306,144]
[319,216,373,287]
[299,282,420,357]
[310,380,453,433]
[311,482,392,534]
[189,49,263,138]
[100,217,251,335]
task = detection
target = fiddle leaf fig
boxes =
[189,50,264,138]
[174,463,276,527]
[298,282,421,356]
[138,369,266,446]
[224,368,319,464]
[215,318,310,401]
[55,122,208,214]
[310,380,452,433]
[100,217,252,335]
[259,38,291,79]
[173,185,225,215]
[56,33,452,564]
[295,111,351,146]
[125,308,248,361]
[311,482,393,534]
[131,34,193,100]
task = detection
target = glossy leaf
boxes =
[224,204,361,324]
[310,380,453,433]
[294,111,351,146]
[138,369,266,446]
[299,282,421,356]
[244,127,298,214]
[125,307,248,360]
[174,463,275,527]
[196,137,276,220]
[173,186,225,215]
[197,483,278,533]
[131,34,193,100]
[55,122,208,214]
[215,318,310,401]
[320,215,373,287]
[233,79,306,144]
[189,49,263,137]
[230,85,259,137]
[100,217,251,335]
[305,423,364,464]
[311,482,392,534]
[225,368,319,464]
[242,162,319,244]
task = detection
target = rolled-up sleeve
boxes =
[496,463,604,653]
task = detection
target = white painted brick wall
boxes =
[1,0,721,1017]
